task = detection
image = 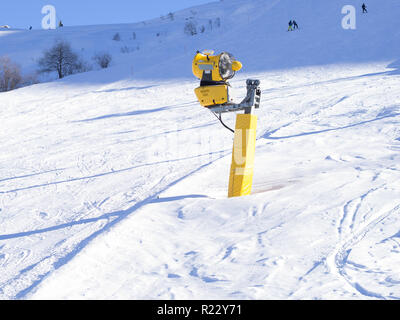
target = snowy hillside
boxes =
[1,0,400,299]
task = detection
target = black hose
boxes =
[211,111,234,133]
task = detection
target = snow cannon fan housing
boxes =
[192,51,242,107]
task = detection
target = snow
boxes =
[0,0,400,299]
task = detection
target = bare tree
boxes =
[38,40,83,79]
[0,56,22,92]
[21,72,39,87]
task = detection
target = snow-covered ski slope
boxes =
[1,0,400,299]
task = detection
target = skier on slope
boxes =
[362,3,368,13]
[293,20,298,30]
[288,20,293,31]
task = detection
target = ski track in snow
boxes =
[329,204,400,299]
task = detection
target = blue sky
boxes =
[1,0,213,29]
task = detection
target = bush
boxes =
[38,40,87,79]
[74,59,92,73]
[208,19,213,30]
[0,56,22,92]
[184,21,197,36]
[112,32,121,41]
[93,52,112,69]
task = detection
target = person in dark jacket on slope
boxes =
[288,20,293,31]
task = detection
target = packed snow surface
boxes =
[0,0,400,299]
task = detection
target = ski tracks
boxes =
[328,197,400,299]
[337,187,379,238]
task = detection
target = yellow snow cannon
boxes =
[192,50,262,198]
[192,50,242,108]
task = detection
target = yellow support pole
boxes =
[228,113,257,197]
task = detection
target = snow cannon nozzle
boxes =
[192,50,241,83]
[192,51,261,115]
